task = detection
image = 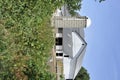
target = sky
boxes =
[80,0,120,80]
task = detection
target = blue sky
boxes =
[80,0,120,80]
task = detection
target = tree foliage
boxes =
[75,67,90,80]
[95,0,105,3]
[64,0,82,15]
[0,0,64,80]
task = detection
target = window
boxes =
[58,28,63,33]
[56,38,62,45]
[64,55,69,57]
[56,53,63,56]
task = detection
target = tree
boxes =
[99,0,105,3]
[95,0,105,3]
[0,0,63,80]
[75,67,90,80]
[64,0,105,16]
[64,0,82,15]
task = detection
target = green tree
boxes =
[95,0,105,3]
[64,0,82,15]
[64,0,105,16]
[75,67,90,80]
[0,0,64,80]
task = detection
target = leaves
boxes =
[95,0,106,3]
[75,67,90,80]
[0,0,58,79]
[64,0,82,16]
